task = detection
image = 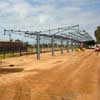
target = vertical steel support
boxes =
[36,33,40,60]
[51,35,54,56]
[61,38,63,54]
[74,42,76,48]
[71,39,73,51]
[72,40,74,51]
[78,42,80,48]
[73,40,75,50]
[66,40,69,52]
[77,42,79,48]
[76,41,78,48]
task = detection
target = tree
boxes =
[95,26,100,43]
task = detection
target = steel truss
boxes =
[4,24,94,60]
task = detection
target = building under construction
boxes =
[0,24,94,60]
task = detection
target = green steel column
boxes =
[66,40,69,52]
[73,40,76,50]
[71,39,73,51]
[51,35,54,56]
[61,38,63,54]
[36,33,40,60]
[79,42,80,48]
[74,41,76,48]
[72,40,73,51]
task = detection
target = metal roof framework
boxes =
[4,24,93,42]
[4,24,94,60]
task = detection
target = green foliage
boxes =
[95,26,100,42]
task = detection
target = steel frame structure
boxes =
[4,24,94,60]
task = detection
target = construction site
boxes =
[0,24,99,100]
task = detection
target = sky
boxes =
[0,0,100,39]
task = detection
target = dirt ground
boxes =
[0,50,100,100]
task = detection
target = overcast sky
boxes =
[0,0,100,39]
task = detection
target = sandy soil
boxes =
[0,50,100,100]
